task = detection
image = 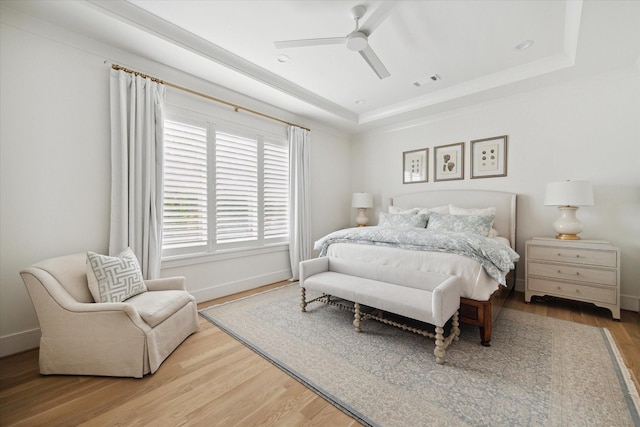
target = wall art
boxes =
[403,148,428,184]
[434,142,464,181]
[471,135,508,179]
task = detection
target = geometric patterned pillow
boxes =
[86,247,147,303]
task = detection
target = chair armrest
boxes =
[299,257,329,284]
[52,298,151,331]
[431,276,461,327]
[145,276,186,291]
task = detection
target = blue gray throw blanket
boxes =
[314,227,520,285]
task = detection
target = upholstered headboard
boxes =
[390,190,517,249]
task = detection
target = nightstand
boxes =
[525,237,620,319]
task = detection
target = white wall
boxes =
[351,66,640,311]
[0,13,351,356]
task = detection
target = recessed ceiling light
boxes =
[355,99,365,105]
[515,40,534,50]
[413,74,441,87]
[277,54,290,63]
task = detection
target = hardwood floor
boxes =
[1,285,638,426]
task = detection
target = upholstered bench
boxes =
[299,257,461,364]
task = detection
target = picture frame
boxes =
[434,142,464,181]
[403,148,428,184]
[470,135,508,179]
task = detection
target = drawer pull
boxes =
[556,269,580,276]
[556,253,581,258]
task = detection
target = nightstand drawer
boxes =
[528,245,617,267]
[528,262,617,286]
[528,278,617,305]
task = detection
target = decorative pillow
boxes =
[86,248,147,303]
[449,205,498,236]
[417,205,450,216]
[388,206,420,215]
[426,212,495,237]
[378,212,429,228]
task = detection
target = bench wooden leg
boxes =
[434,326,446,364]
[452,311,460,341]
[300,287,307,312]
[353,303,361,332]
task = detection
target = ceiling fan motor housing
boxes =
[347,32,368,51]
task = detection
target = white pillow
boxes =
[388,206,420,215]
[86,248,147,303]
[449,205,496,216]
[417,205,450,216]
[379,212,429,228]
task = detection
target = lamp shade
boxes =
[544,181,594,206]
[351,192,373,208]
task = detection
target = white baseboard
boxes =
[190,269,292,304]
[514,278,639,313]
[0,327,40,358]
[621,295,640,313]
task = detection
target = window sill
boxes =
[161,243,290,269]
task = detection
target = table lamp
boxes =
[352,192,373,226]
[544,180,593,240]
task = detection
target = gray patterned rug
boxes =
[199,284,639,426]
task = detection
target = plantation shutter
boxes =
[162,120,208,251]
[264,140,289,240]
[215,131,258,244]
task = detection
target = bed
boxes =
[315,190,519,346]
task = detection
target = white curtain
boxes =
[288,126,311,280]
[109,69,166,279]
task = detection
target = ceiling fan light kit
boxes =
[273,4,392,79]
[346,32,368,52]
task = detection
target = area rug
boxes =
[200,284,639,427]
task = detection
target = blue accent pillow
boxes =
[378,212,430,228]
[426,212,495,237]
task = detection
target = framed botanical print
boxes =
[403,148,428,184]
[434,142,464,181]
[471,135,508,179]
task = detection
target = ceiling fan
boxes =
[274,4,394,79]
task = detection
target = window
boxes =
[162,116,289,258]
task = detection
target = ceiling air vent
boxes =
[413,74,441,87]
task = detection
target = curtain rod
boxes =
[109,63,311,132]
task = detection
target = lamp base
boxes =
[552,206,584,240]
[555,233,581,240]
[355,208,369,227]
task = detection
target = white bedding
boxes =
[320,190,518,302]
[325,236,511,301]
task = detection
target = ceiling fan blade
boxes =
[359,2,396,35]
[359,45,390,79]
[274,37,346,49]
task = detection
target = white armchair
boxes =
[20,253,199,378]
